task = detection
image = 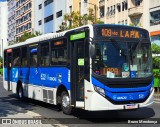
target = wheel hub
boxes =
[62,95,70,108]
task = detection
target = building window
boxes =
[125,19,127,25]
[44,15,53,23]
[38,20,42,25]
[44,0,53,6]
[69,6,72,13]
[39,4,42,9]
[150,10,160,26]
[122,2,125,11]
[134,18,140,26]
[79,2,81,12]
[56,10,62,18]
[135,0,141,6]
[125,2,128,10]
[100,6,104,17]
[117,3,121,12]
[122,20,124,25]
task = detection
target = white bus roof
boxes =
[5,25,92,50]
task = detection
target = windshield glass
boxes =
[92,40,153,78]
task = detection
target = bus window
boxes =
[40,42,49,66]
[13,48,21,67]
[21,47,28,66]
[51,39,67,65]
[30,46,38,67]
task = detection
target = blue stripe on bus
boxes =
[106,90,150,101]
[92,76,153,93]
[92,76,153,101]
[4,67,70,90]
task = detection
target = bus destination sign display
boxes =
[70,32,85,41]
[101,28,140,38]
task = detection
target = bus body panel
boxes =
[84,79,154,111]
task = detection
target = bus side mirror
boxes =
[89,43,96,58]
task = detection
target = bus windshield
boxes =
[92,39,153,78]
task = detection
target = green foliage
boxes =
[129,23,142,27]
[154,69,160,79]
[59,8,104,31]
[18,31,42,43]
[152,43,160,80]
[152,43,160,54]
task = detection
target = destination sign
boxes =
[95,27,148,39]
[102,28,140,38]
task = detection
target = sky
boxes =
[0,0,6,1]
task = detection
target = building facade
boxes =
[34,0,73,34]
[98,0,150,28]
[7,0,16,45]
[149,0,160,45]
[15,0,34,41]
[0,2,8,57]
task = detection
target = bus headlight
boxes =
[150,86,154,93]
[94,86,105,96]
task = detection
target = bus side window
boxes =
[13,48,21,67]
[21,47,28,66]
[51,39,67,66]
[30,47,38,67]
[40,42,49,66]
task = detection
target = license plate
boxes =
[124,104,138,109]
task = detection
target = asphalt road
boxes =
[0,77,160,127]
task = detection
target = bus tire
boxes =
[17,84,24,100]
[61,91,72,115]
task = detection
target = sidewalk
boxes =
[154,92,160,102]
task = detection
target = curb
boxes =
[154,94,160,102]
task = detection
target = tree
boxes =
[129,23,142,27]
[152,43,160,68]
[59,8,104,31]
[17,31,42,43]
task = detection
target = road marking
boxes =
[25,111,41,117]
[154,101,160,103]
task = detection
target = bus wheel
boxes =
[61,91,72,115]
[17,85,24,100]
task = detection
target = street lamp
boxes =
[84,1,97,23]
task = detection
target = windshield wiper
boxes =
[109,38,127,56]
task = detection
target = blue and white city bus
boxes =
[3,24,154,114]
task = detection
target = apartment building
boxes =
[7,0,16,45]
[98,0,150,28]
[34,0,72,34]
[0,2,8,57]
[149,0,160,45]
[73,0,98,16]
[15,0,34,41]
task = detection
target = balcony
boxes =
[99,0,105,7]
[128,6,143,17]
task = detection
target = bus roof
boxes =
[5,24,148,50]
[4,24,93,50]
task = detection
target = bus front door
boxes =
[71,41,87,106]
[7,53,12,91]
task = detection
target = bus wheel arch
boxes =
[16,80,24,100]
[56,85,72,114]
[56,84,68,104]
